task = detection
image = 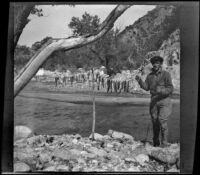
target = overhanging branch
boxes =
[14,5,132,97]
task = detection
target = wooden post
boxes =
[91,68,96,140]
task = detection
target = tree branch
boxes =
[14,5,131,97]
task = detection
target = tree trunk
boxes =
[14,5,131,97]
[13,3,35,49]
[91,68,96,140]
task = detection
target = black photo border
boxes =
[1,1,199,174]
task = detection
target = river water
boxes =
[14,94,180,143]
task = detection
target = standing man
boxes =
[55,75,59,88]
[62,74,67,87]
[135,56,174,147]
[70,75,74,86]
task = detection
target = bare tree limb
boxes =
[14,5,131,97]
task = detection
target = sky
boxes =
[18,4,156,47]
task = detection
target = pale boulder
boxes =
[107,130,134,142]
[89,133,104,141]
[14,125,33,140]
[43,166,57,171]
[135,154,149,165]
[14,162,30,172]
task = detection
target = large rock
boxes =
[135,154,149,165]
[77,158,87,165]
[127,166,140,172]
[14,147,36,162]
[87,147,107,157]
[70,149,83,156]
[72,138,78,144]
[125,157,137,163]
[176,158,180,169]
[14,162,30,172]
[103,135,112,140]
[89,133,104,141]
[131,144,148,157]
[166,165,179,172]
[14,126,33,140]
[43,166,57,171]
[107,130,134,142]
[26,135,46,146]
[145,143,179,164]
[39,153,51,163]
[53,149,76,160]
[152,150,176,164]
[56,165,70,171]
[84,153,96,159]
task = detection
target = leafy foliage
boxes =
[31,36,53,52]
[68,12,100,36]
[14,45,33,71]
[30,6,43,17]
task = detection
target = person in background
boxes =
[62,75,67,86]
[55,73,60,88]
[135,56,174,147]
[70,75,74,86]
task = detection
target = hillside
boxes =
[117,5,180,66]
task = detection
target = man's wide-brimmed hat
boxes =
[150,56,164,64]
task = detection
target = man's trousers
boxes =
[149,96,172,146]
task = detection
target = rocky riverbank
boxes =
[14,130,180,172]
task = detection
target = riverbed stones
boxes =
[14,130,180,172]
[14,162,30,172]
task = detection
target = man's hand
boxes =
[156,86,165,94]
[135,75,141,82]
